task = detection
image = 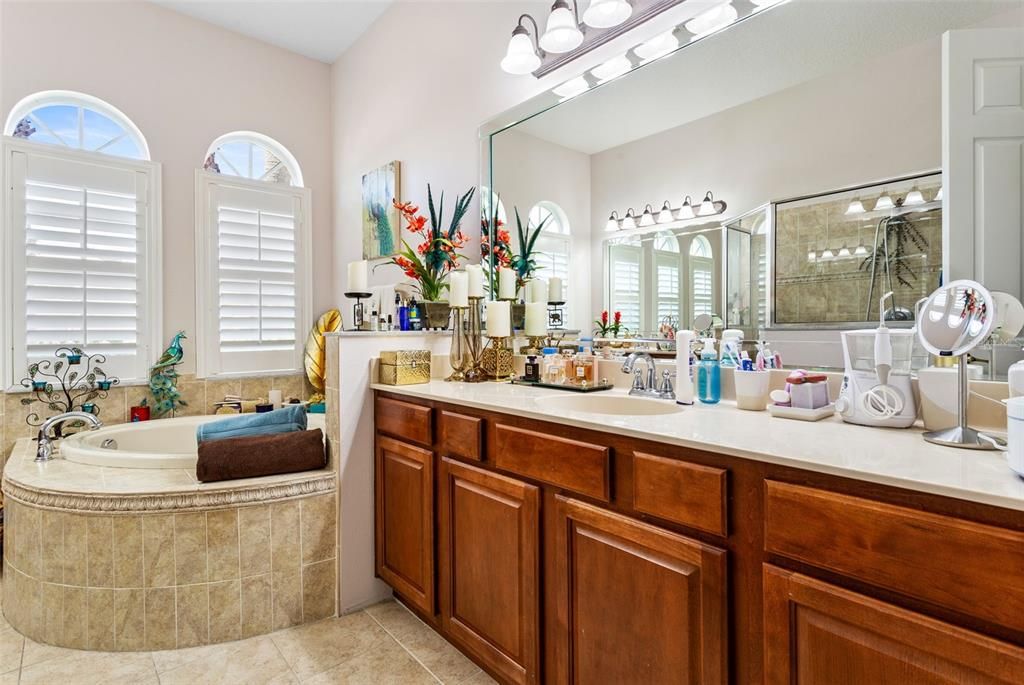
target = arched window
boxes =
[689,234,715,323]
[608,234,642,333]
[204,131,303,186]
[481,187,508,225]
[528,202,571,318]
[4,90,149,159]
[654,232,681,327]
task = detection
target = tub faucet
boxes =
[35,411,102,462]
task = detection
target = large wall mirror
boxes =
[481,0,1020,367]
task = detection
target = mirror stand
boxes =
[923,359,1004,450]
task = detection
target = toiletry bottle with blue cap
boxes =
[698,338,721,404]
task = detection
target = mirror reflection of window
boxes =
[654,232,680,330]
[608,235,641,334]
[528,202,570,323]
[689,235,714,326]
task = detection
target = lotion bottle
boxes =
[675,331,695,405]
[697,337,721,404]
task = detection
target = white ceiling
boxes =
[512,0,1019,154]
[151,0,393,63]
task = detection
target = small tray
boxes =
[768,403,836,422]
[511,378,615,393]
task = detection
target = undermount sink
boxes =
[534,393,685,416]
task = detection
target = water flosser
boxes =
[676,331,695,405]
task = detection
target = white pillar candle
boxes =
[525,302,547,337]
[486,300,511,337]
[498,267,516,300]
[449,271,469,308]
[548,276,563,303]
[347,260,368,292]
[268,389,283,409]
[527,278,547,304]
[466,264,484,298]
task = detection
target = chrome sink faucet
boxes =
[621,352,675,400]
[35,411,102,462]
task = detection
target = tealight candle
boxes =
[466,264,484,298]
[548,277,563,303]
[486,300,511,338]
[498,267,516,300]
[449,271,469,308]
[525,302,547,337]
[347,260,368,292]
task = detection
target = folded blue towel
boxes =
[197,404,308,443]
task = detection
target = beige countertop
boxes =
[372,380,1024,512]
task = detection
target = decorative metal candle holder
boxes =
[19,346,120,433]
[446,306,469,382]
[481,336,515,381]
[461,297,487,383]
[344,291,373,331]
[548,301,566,329]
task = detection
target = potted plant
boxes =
[506,208,551,328]
[480,199,513,296]
[383,185,475,329]
[594,310,628,340]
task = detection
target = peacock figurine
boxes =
[149,331,187,417]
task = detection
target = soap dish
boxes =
[768,403,836,422]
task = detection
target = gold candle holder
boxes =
[461,296,487,383]
[480,336,515,381]
[519,335,547,355]
[446,306,468,381]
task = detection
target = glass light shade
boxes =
[634,31,679,62]
[656,201,674,224]
[605,212,619,231]
[590,54,632,82]
[904,188,925,205]
[820,248,835,261]
[501,32,541,74]
[583,0,632,28]
[873,193,894,211]
[539,6,584,54]
[807,250,817,262]
[935,186,943,201]
[685,2,738,40]
[854,244,869,256]
[638,204,655,227]
[676,197,695,220]
[697,191,717,216]
[845,199,865,215]
[553,76,590,99]
[837,245,851,258]
[621,208,637,230]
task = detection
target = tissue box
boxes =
[379,350,431,385]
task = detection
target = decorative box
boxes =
[379,350,432,385]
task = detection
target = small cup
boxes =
[130,405,150,422]
[81,403,97,414]
[97,380,113,391]
[66,354,82,365]
[31,380,47,391]
[734,369,771,411]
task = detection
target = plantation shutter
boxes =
[609,243,641,333]
[655,253,681,325]
[691,256,714,321]
[9,148,153,381]
[536,233,570,321]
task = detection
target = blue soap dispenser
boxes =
[698,337,720,404]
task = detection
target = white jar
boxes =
[1008,397,1024,477]
[1009,360,1024,398]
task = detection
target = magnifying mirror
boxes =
[916,279,1002,450]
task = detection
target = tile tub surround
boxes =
[1,438,337,651]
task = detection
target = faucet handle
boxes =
[658,369,675,399]
[631,369,645,391]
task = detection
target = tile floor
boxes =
[0,576,497,685]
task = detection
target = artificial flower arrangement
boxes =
[594,310,628,338]
[383,184,475,302]
[480,200,513,295]
[510,208,551,291]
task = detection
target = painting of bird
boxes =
[149,331,187,417]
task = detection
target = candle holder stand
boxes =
[344,292,373,331]
[461,296,487,383]
[481,336,515,381]
[446,306,469,382]
[519,336,547,355]
[547,301,566,329]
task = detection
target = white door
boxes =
[943,27,1024,300]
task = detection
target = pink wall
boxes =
[0,1,334,375]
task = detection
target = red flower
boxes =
[614,311,622,325]
[497,229,511,245]
[601,310,609,325]
[393,199,418,215]
[406,215,428,233]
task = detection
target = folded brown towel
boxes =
[197,429,326,483]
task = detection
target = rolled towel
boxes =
[197,404,307,443]
[197,428,326,483]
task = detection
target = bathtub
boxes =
[59,413,326,469]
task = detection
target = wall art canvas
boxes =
[362,160,402,260]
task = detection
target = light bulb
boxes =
[590,54,632,83]
[904,188,925,205]
[873,193,894,211]
[539,1,584,54]
[656,201,674,224]
[638,204,655,227]
[697,191,717,216]
[621,208,637,230]
[500,29,541,75]
[676,196,695,220]
[845,199,865,215]
[634,31,679,63]
[605,211,620,232]
[854,244,869,256]
[685,2,738,40]
[583,0,631,28]
[552,76,589,99]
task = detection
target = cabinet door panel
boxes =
[439,457,540,685]
[375,435,434,615]
[764,565,1024,685]
[553,496,727,685]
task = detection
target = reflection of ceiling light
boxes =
[552,76,590,99]
[676,196,695,220]
[807,250,817,262]
[845,199,865,215]
[685,2,738,40]
[697,191,717,216]
[751,0,783,9]
[656,201,674,224]
[539,0,584,54]
[583,0,632,28]
[634,31,679,63]
[605,211,620,232]
[500,25,542,75]
[638,204,656,227]
[854,243,869,256]
[621,208,637,230]
[590,54,632,83]
[874,193,894,211]
[904,187,925,205]
[837,245,851,258]
[935,186,943,201]
[820,248,835,261]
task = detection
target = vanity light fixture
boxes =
[638,204,656,227]
[621,207,638,230]
[501,16,544,74]
[605,210,621,231]
[873,192,894,211]
[583,0,632,29]
[552,75,591,99]
[934,186,943,201]
[675,196,696,220]
[633,31,679,63]
[807,249,817,262]
[696,191,719,216]
[656,200,675,223]
[854,243,869,257]
[751,0,784,9]
[837,244,852,259]
[845,198,866,215]
[590,54,633,83]
[819,247,835,261]
[685,1,738,40]
[539,0,585,53]
[904,187,925,206]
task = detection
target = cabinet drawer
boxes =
[376,396,432,447]
[493,424,611,502]
[633,452,727,536]
[439,410,484,462]
[765,480,1024,633]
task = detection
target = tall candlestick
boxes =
[548,276,563,303]
[486,300,511,338]
[525,302,546,337]
[347,260,368,292]
[449,271,468,307]
[498,267,516,300]
[466,264,484,298]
